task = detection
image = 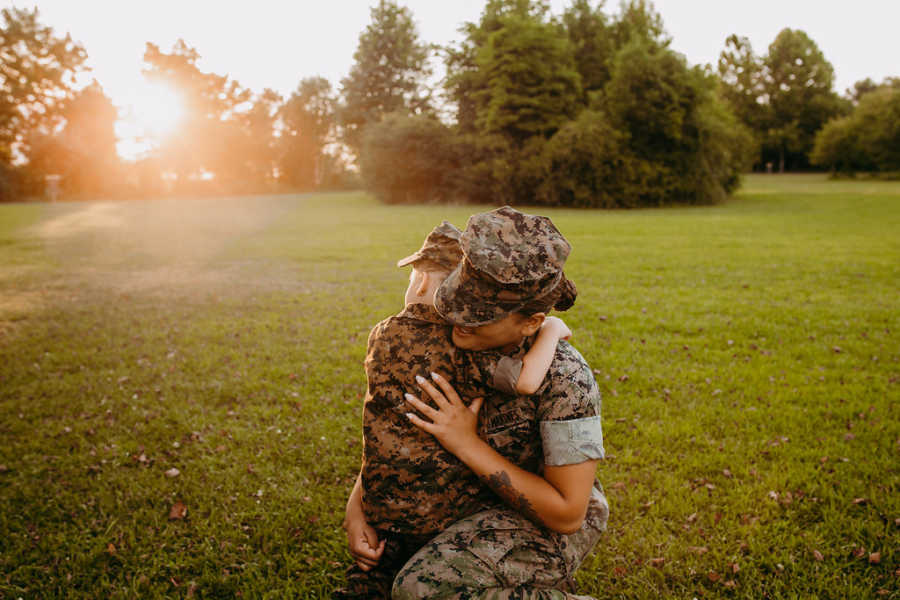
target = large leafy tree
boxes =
[763,28,844,171]
[26,81,119,197]
[445,0,550,133]
[339,0,433,155]
[717,28,844,171]
[609,0,670,51]
[223,88,282,190]
[142,40,252,186]
[717,35,768,132]
[441,1,580,203]
[279,77,336,189]
[470,13,581,143]
[0,7,87,199]
[561,0,614,102]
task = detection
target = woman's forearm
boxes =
[406,372,596,534]
[454,438,593,534]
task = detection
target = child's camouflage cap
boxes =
[435,206,571,327]
[396,221,463,271]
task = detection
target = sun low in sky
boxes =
[114,79,185,160]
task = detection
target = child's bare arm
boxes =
[516,316,571,395]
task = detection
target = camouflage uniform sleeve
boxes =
[492,356,523,396]
[537,341,605,466]
[464,351,523,396]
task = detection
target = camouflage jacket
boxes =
[463,337,607,532]
[362,305,605,535]
[361,303,499,534]
[464,338,604,473]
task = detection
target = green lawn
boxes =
[0,174,897,599]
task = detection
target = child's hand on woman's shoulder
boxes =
[542,316,571,341]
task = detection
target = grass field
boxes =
[1,174,898,599]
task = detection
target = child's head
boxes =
[397,221,463,307]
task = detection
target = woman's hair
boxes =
[516,274,577,316]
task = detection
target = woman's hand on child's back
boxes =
[404,372,483,458]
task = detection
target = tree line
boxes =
[1,1,897,206]
[0,7,353,202]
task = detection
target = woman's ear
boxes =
[519,313,546,337]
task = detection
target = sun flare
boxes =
[132,80,185,138]
[115,78,187,160]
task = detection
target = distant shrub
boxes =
[359,113,457,204]
[812,88,900,174]
[537,43,754,208]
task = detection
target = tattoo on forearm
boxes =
[483,470,542,525]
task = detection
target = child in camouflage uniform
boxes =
[338,222,573,599]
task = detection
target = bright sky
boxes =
[4,0,898,158]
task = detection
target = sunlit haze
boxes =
[115,79,185,159]
[3,0,898,160]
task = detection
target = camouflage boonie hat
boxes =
[396,221,463,271]
[434,206,571,327]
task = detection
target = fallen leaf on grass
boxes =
[852,497,868,505]
[812,550,824,561]
[723,580,737,589]
[0,464,7,472]
[852,547,866,559]
[722,469,732,478]
[708,571,720,582]
[731,563,740,574]
[107,543,117,555]
[689,546,708,555]
[169,502,188,520]
[869,552,881,564]
[165,468,180,478]
[649,557,665,568]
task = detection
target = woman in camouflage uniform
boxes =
[395,206,609,599]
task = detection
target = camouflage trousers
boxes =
[391,489,609,600]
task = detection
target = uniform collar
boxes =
[397,303,447,325]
